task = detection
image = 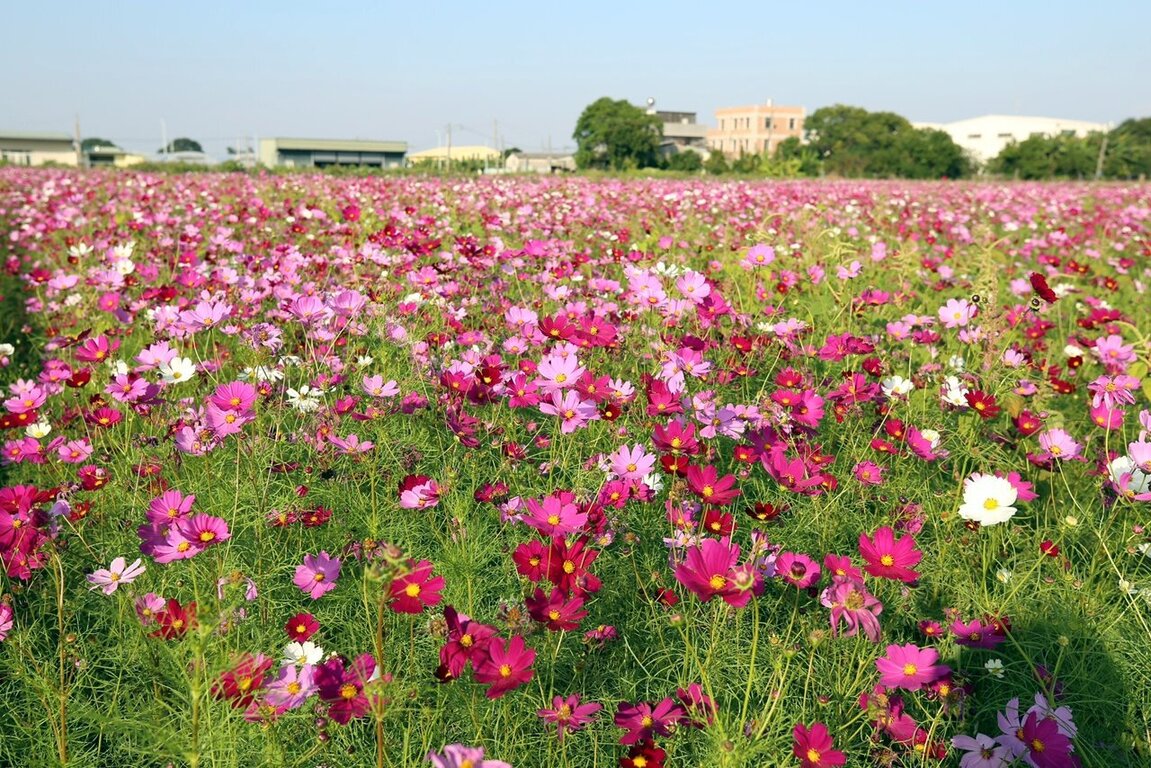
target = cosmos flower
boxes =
[87,556,146,595]
[293,551,341,599]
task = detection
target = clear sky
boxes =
[3,0,1149,159]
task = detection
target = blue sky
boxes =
[4,0,1149,158]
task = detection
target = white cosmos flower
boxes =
[26,420,52,439]
[941,376,969,407]
[642,472,664,494]
[957,473,1019,526]
[158,356,197,385]
[283,641,324,666]
[881,375,914,398]
[239,365,284,383]
[0,343,14,357]
[286,385,324,412]
[984,659,1005,678]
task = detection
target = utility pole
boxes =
[1094,133,1108,180]
[160,119,168,161]
[446,124,452,173]
[74,114,83,167]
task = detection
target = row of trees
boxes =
[572,98,1151,179]
[988,118,1151,179]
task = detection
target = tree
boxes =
[703,150,729,175]
[159,137,203,154]
[81,137,119,152]
[1104,118,1151,179]
[989,134,1100,179]
[774,136,821,176]
[573,98,661,170]
[804,105,971,178]
[664,150,703,172]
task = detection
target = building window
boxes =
[788,118,796,130]
[967,134,982,139]
[997,133,1013,139]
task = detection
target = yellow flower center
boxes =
[199,531,216,542]
[287,681,301,694]
[983,498,1000,510]
[339,683,358,699]
[709,574,726,590]
[702,485,714,498]
[547,514,560,525]
[562,560,575,574]
[806,749,822,763]
[499,664,512,678]
[460,634,473,648]
[880,554,894,566]
[902,663,918,676]
[404,583,421,598]
[548,609,561,621]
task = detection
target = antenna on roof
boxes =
[646,97,656,114]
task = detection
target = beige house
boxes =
[85,145,147,168]
[0,132,79,166]
[505,151,577,174]
[707,103,805,158]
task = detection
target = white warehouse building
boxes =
[916,115,1110,164]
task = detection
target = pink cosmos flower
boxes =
[875,643,949,690]
[859,526,922,583]
[608,443,656,481]
[614,698,686,745]
[427,744,511,768]
[537,694,602,741]
[820,576,883,643]
[523,494,587,537]
[472,635,536,699]
[674,537,752,607]
[939,298,977,328]
[399,477,441,510]
[87,556,146,595]
[0,601,12,641]
[1036,428,1082,461]
[177,514,231,550]
[535,352,585,392]
[794,721,847,767]
[294,551,341,599]
[777,551,822,589]
[539,390,598,434]
[263,663,317,710]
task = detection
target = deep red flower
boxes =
[1029,272,1059,304]
[212,653,274,708]
[620,742,667,768]
[545,537,601,595]
[314,653,377,723]
[389,559,445,614]
[285,612,319,641]
[151,598,196,639]
[965,390,1001,420]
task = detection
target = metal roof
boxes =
[0,131,74,142]
[267,137,408,153]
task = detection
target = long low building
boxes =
[916,115,1110,164]
[1,131,79,166]
[258,137,407,169]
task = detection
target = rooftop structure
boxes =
[0,131,78,166]
[258,137,407,169]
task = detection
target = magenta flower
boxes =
[614,698,686,744]
[537,694,602,741]
[87,556,146,595]
[177,514,231,550]
[777,551,822,589]
[674,537,752,607]
[523,494,587,537]
[1019,710,1080,768]
[858,526,922,583]
[314,653,376,723]
[0,601,13,641]
[472,635,536,699]
[875,643,949,690]
[820,576,883,643]
[294,551,341,599]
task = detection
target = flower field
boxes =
[1,169,1149,767]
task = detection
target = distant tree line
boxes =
[571,98,1151,179]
